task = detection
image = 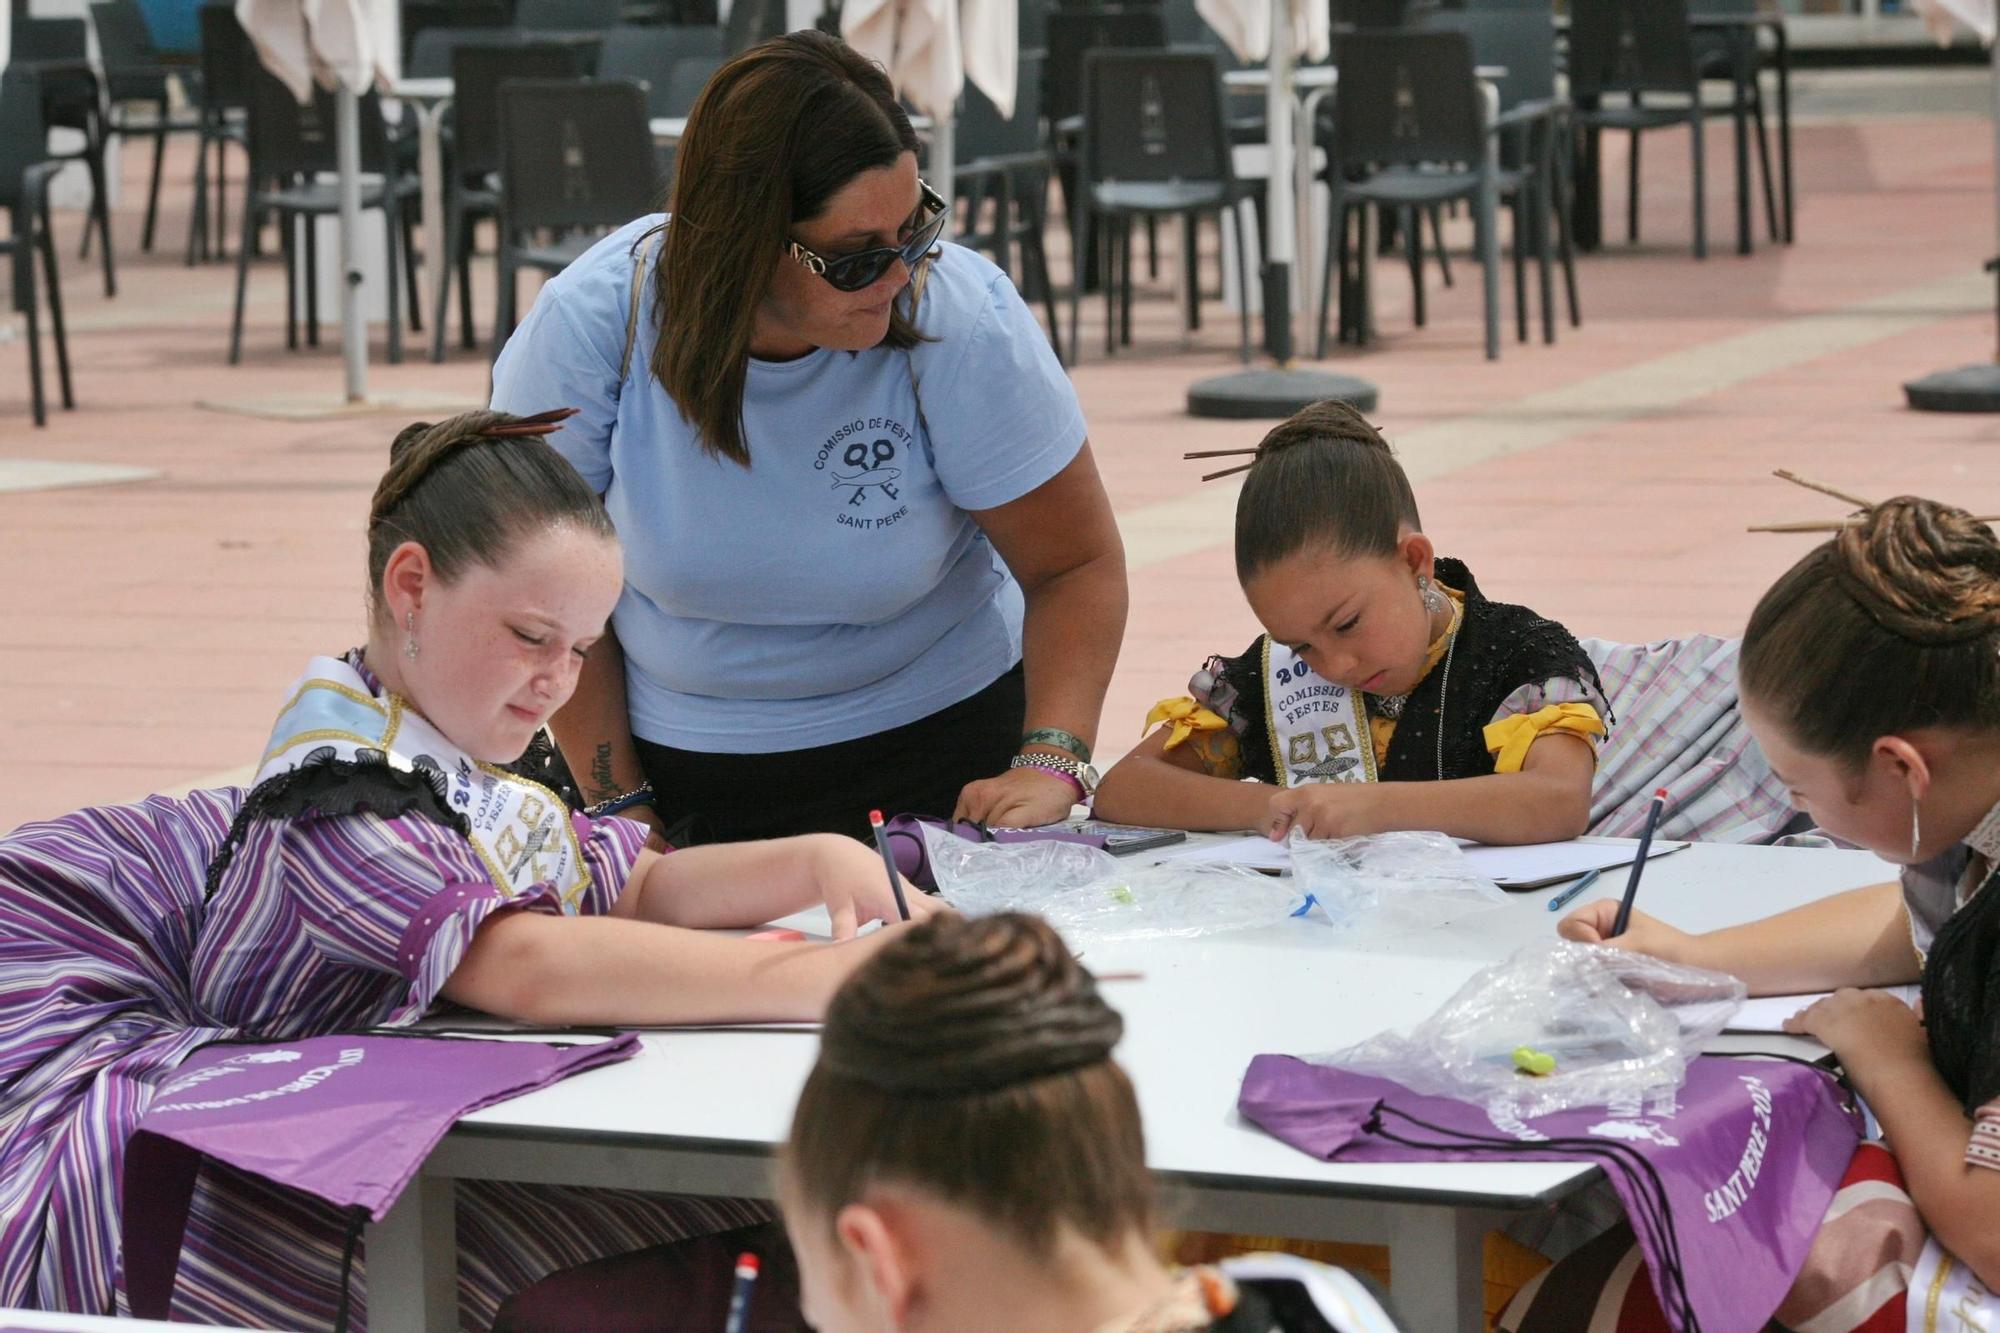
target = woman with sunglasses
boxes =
[492,30,1126,849]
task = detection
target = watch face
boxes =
[1081,764,1102,793]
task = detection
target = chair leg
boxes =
[1025,201,1062,364]
[1510,191,1528,344]
[1357,202,1376,345]
[385,203,404,366]
[186,125,209,265]
[491,248,517,363]
[304,217,320,347]
[404,213,422,333]
[1066,202,1085,369]
[1102,223,1116,357]
[1536,164,1555,346]
[1428,203,1453,287]
[39,203,74,411]
[284,213,299,351]
[20,239,46,427]
[1231,205,1250,364]
[1626,125,1641,244]
[1732,90,1752,256]
[1316,192,1341,359]
[1752,88,1779,243]
[143,112,168,252]
[1690,107,1707,260]
[1120,221,1135,347]
[1555,144,1581,328]
[1404,205,1425,329]
[229,200,258,364]
[1145,215,1158,280]
[433,192,461,361]
[1182,213,1200,333]
[458,232,475,351]
[1478,178,1500,362]
[87,130,117,296]
[218,137,233,258]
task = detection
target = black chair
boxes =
[89,0,201,253]
[13,17,116,297]
[1043,8,1167,134]
[1,68,76,427]
[408,23,523,77]
[1314,29,1511,360]
[1691,0,1781,245]
[186,5,256,264]
[1070,48,1250,365]
[492,77,662,360]
[229,66,421,364]
[515,0,624,30]
[955,54,1062,360]
[1567,0,1764,259]
[1425,3,1578,342]
[597,24,726,116]
[430,41,583,359]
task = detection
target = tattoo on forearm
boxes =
[588,743,619,802]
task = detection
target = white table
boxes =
[0,1312,275,1331]
[366,841,1888,1332]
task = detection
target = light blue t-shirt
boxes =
[490,219,1089,753]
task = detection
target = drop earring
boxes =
[1910,795,1923,862]
[1417,575,1446,614]
[404,610,420,661]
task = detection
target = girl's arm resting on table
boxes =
[549,627,663,837]
[958,445,1129,827]
[1789,992,2000,1285]
[611,835,933,937]
[1092,726,1274,831]
[441,911,900,1026]
[1268,732,1595,845]
[1561,881,1919,995]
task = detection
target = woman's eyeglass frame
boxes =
[784,181,949,293]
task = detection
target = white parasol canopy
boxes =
[841,0,1015,207]
[236,0,399,401]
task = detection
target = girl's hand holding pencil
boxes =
[812,834,939,939]
[1556,900,1700,966]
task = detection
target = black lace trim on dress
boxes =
[201,750,469,904]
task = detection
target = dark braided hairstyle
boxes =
[783,913,1150,1257]
[366,407,614,619]
[1232,400,1422,583]
[1741,496,2000,767]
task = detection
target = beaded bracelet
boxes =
[1010,757,1085,798]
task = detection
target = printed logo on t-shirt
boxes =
[813,415,916,532]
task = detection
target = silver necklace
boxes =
[1434,626,1458,781]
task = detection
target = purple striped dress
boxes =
[0,659,765,1329]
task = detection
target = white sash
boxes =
[1261,638,1379,788]
[255,656,592,908]
[1910,1238,1997,1333]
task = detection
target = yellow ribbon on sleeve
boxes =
[1483,703,1606,774]
[1145,697,1229,752]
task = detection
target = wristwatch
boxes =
[1011,752,1101,796]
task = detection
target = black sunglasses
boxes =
[784,182,948,292]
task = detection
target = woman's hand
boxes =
[1264,784,1380,841]
[811,834,943,939]
[1557,900,1700,965]
[626,806,673,854]
[955,766,1079,828]
[1785,988,1928,1066]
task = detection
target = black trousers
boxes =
[633,664,1025,845]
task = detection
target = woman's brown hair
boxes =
[1740,496,2000,766]
[654,31,923,468]
[782,913,1152,1256]
[367,407,614,618]
[1231,399,1422,583]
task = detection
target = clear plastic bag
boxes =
[1313,938,1747,1118]
[920,824,1304,943]
[1289,830,1510,939]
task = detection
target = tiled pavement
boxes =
[3,66,1998,832]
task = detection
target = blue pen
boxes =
[1546,867,1602,913]
[722,1252,759,1333]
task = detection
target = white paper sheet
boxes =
[1725,986,1921,1034]
[1150,835,1686,887]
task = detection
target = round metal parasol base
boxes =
[1187,368,1380,420]
[1904,363,2000,414]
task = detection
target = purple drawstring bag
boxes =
[1238,1053,1863,1333]
[878,815,1108,890]
[120,1030,640,1319]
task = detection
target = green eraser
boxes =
[1512,1046,1557,1077]
[1111,885,1135,904]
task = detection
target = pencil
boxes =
[868,810,912,922]
[1546,867,1602,913]
[1610,789,1670,938]
[722,1252,759,1333]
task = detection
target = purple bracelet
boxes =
[1015,759,1085,797]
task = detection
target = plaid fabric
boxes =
[1578,635,1802,845]
[1500,1143,1918,1333]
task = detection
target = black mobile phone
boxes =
[1102,829,1189,856]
